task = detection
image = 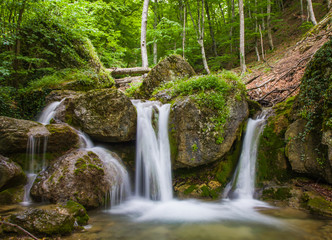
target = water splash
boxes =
[37,99,65,125]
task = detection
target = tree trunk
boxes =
[183,4,186,58]
[300,0,304,21]
[188,0,210,74]
[205,1,217,56]
[328,0,331,10]
[239,0,246,74]
[307,0,317,25]
[108,67,151,76]
[255,0,260,61]
[153,0,158,65]
[259,24,265,60]
[141,0,150,68]
[218,3,226,24]
[267,0,274,50]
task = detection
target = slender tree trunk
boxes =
[259,24,265,60]
[230,0,235,52]
[182,4,186,58]
[141,0,150,68]
[300,0,304,21]
[153,0,158,65]
[307,0,317,25]
[219,3,226,24]
[328,0,331,10]
[239,0,246,74]
[255,0,261,61]
[261,8,265,30]
[188,0,210,74]
[205,1,217,56]
[267,0,274,50]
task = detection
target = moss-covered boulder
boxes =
[0,116,79,156]
[167,74,248,168]
[139,55,195,98]
[56,88,136,142]
[31,149,121,209]
[9,208,75,236]
[0,155,26,190]
[302,191,332,217]
[285,119,332,184]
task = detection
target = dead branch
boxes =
[115,76,142,85]
[245,74,261,85]
[0,221,39,240]
[247,77,276,91]
[258,85,297,102]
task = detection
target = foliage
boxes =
[298,38,332,133]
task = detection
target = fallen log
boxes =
[106,67,151,76]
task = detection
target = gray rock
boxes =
[170,96,248,168]
[56,88,137,142]
[31,149,122,209]
[0,155,26,190]
[285,119,332,184]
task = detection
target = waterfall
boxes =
[37,99,64,124]
[132,100,172,201]
[223,113,267,199]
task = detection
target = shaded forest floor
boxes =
[244,8,332,106]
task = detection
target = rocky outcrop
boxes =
[285,119,332,184]
[139,55,195,97]
[56,88,137,142]
[9,208,75,236]
[31,149,120,209]
[170,97,248,168]
[0,155,26,190]
[0,116,79,155]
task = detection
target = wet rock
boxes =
[31,149,120,209]
[0,186,24,205]
[9,208,75,236]
[139,55,195,98]
[60,200,89,225]
[56,88,137,142]
[285,119,332,184]
[0,154,26,190]
[0,116,79,155]
[170,96,248,168]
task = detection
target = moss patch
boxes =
[62,200,89,225]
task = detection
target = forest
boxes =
[0,0,332,239]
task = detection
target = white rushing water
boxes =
[132,100,172,201]
[37,99,64,124]
[111,105,279,225]
[223,114,267,199]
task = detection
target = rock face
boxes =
[10,208,75,236]
[0,116,79,155]
[0,155,26,190]
[285,119,332,184]
[56,88,137,142]
[139,55,195,97]
[31,149,119,209]
[170,97,248,168]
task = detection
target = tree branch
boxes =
[0,221,39,240]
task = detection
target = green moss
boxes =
[0,186,24,205]
[262,187,292,201]
[302,192,332,217]
[247,99,262,118]
[184,185,197,195]
[200,185,219,199]
[62,200,89,225]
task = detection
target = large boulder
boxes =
[170,96,248,168]
[0,116,79,155]
[31,149,124,209]
[139,55,195,97]
[9,208,75,236]
[55,88,137,142]
[285,119,332,184]
[0,155,26,190]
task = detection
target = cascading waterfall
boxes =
[112,109,278,225]
[223,113,267,199]
[37,99,65,124]
[132,100,172,201]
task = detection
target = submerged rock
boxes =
[170,96,248,168]
[9,208,75,236]
[139,55,195,98]
[285,119,332,184]
[0,155,26,190]
[56,88,137,142]
[31,149,120,209]
[0,116,79,155]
